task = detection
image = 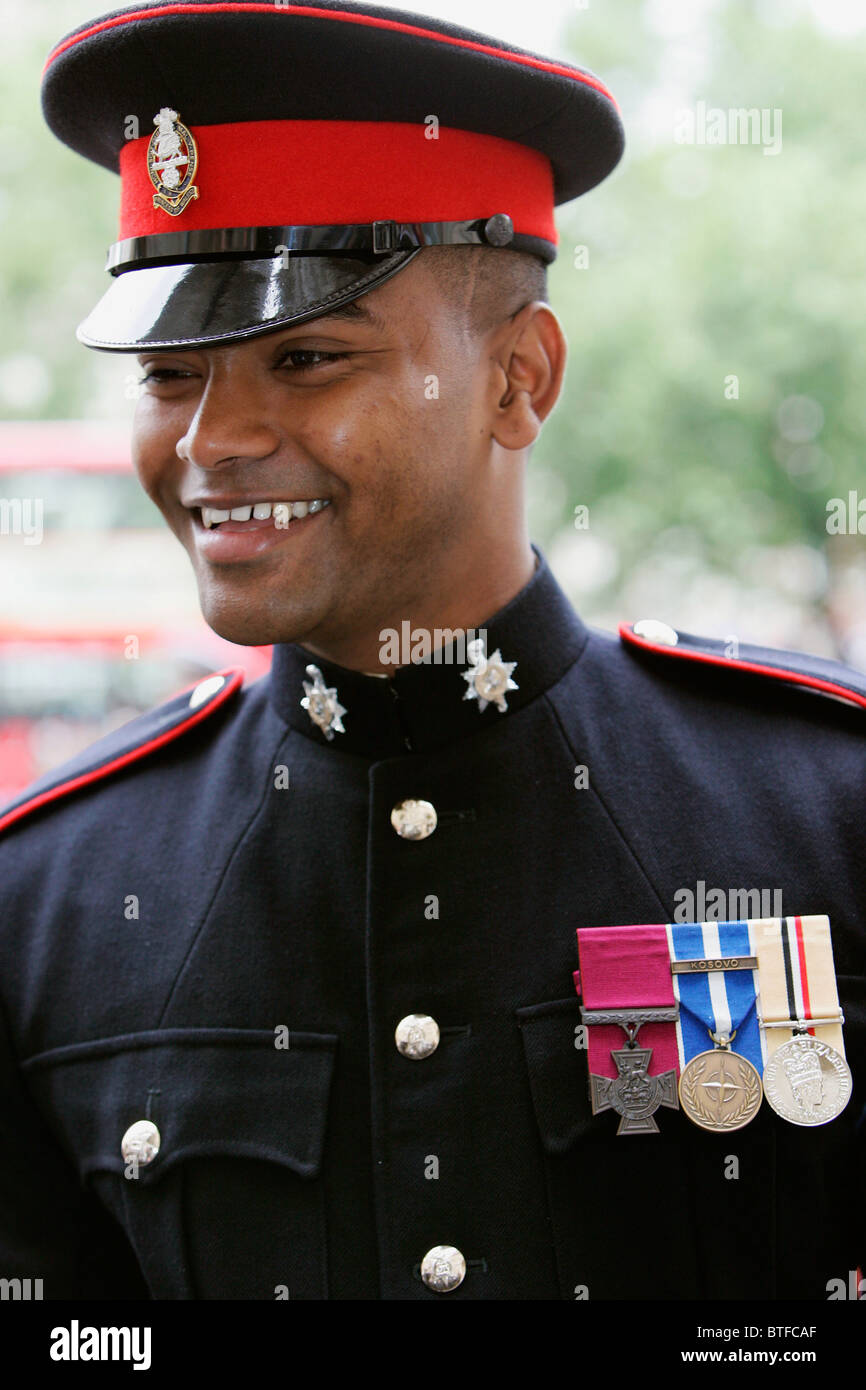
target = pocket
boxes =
[22,1027,337,1299]
[516,997,595,1154]
[517,997,772,1300]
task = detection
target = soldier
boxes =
[0,0,863,1304]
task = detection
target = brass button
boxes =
[120,1119,161,1167]
[390,799,437,841]
[395,1014,440,1060]
[421,1245,466,1293]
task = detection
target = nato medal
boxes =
[147,107,199,216]
[678,1033,763,1133]
[763,1033,852,1126]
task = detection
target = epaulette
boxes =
[620,619,866,712]
[0,667,244,837]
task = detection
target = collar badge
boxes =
[462,637,518,714]
[301,664,347,741]
[147,107,199,216]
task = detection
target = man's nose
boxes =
[175,371,282,469]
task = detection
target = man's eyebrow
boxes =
[133,300,386,362]
[309,300,386,331]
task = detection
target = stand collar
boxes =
[266,549,588,758]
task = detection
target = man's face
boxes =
[132,256,504,655]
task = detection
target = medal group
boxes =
[576,916,852,1135]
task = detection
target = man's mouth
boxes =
[199,499,331,531]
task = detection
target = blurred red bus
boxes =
[0,421,271,799]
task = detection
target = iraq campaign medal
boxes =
[576,926,680,1136]
[764,1035,851,1125]
[147,107,199,216]
[668,921,764,1132]
[754,916,852,1126]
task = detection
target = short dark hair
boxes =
[421,244,549,336]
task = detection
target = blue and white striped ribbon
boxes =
[665,921,766,1071]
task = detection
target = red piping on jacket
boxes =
[619,625,866,711]
[42,2,619,110]
[0,667,244,836]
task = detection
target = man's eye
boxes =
[137,349,346,386]
[278,349,347,372]
[138,368,192,385]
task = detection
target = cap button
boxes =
[483,213,514,247]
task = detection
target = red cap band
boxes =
[119,119,557,244]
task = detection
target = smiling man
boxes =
[133,249,561,668]
[0,0,864,1307]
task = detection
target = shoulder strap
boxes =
[0,668,244,836]
[620,620,866,711]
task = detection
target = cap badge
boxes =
[147,107,199,216]
[300,664,347,742]
[462,638,518,714]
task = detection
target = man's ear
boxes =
[489,302,567,452]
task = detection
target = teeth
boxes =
[201,499,330,529]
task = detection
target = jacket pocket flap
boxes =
[516,998,594,1155]
[21,1027,337,1183]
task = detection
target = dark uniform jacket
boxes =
[0,552,863,1300]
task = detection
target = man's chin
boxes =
[196,596,299,649]
[196,582,329,648]
[189,546,341,649]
